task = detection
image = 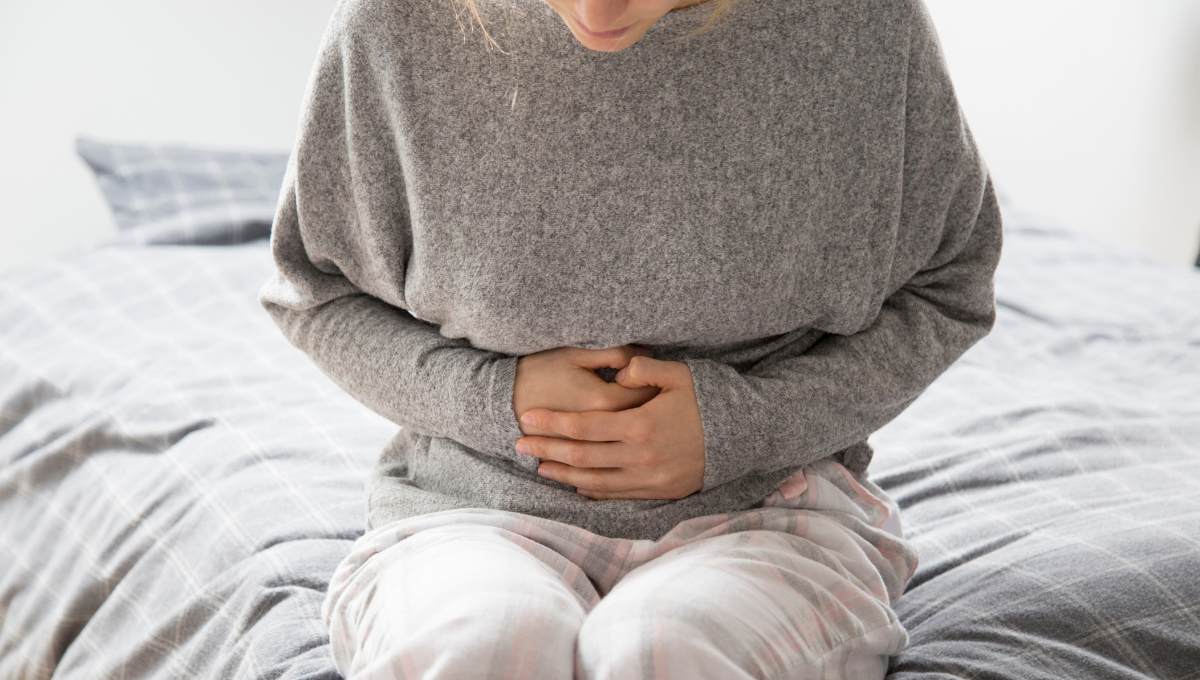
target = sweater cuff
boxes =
[485,355,539,474]
[683,357,762,491]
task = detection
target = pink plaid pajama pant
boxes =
[322,459,919,680]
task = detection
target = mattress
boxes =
[1,200,1198,678]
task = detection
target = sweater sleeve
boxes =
[258,4,530,470]
[684,0,1004,490]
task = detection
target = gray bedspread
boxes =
[1,202,1198,679]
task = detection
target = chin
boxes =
[578,40,630,52]
[572,30,642,52]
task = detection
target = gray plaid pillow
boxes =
[77,137,290,245]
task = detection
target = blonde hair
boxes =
[449,0,739,53]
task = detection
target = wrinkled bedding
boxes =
[1,203,1198,679]
[876,206,1200,679]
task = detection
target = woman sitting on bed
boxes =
[260,0,1002,676]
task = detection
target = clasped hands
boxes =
[512,345,706,501]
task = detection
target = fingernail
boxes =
[516,442,530,455]
[577,489,593,498]
[615,369,626,382]
[520,413,534,425]
[537,464,549,477]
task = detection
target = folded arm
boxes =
[261,182,529,466]
[688,176,1002,489]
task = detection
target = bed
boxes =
[1,139,1198,679]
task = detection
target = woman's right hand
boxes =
[513,345,661,438]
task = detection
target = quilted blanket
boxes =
[1,203,1198,679]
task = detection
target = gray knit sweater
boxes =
[260,0,1002,540]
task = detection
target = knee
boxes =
[332,524,589,679]
[576,592,902,680]
[578,570,779,679]
[574,536,906,680]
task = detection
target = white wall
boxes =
[0,0,339,273]
[925,0,1200,266]
[2,0,1200,273]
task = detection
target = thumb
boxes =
[614,356,687,391]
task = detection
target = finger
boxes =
[569,346,636,371]
[518,438,630,469]
[578,480,701,501]
[571,345,654,371]
[519,408,634,442]
[577,488,665,501]
[628,345,654,359]
[596,381,661,411]
[614,356,691,390]
[536,460,645,494]
[517,422,574,440]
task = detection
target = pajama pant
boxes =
[323,459,919,680]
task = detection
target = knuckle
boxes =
[628,418,653,444]
[587,474,610,494]
[586,391,616,412]
[652,469,674,490]
[602,346,628,366]
[537,463,560,483]
[564,442,589,468]
[633,448,657,469]
[546,414,570,436]
[565,420,591,441]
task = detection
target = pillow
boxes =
[77,137,290,246]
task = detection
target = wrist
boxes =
[488,356,539,473]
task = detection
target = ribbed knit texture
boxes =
[260,0,1002,539]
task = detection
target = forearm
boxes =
[262,282,527,465]
[686,284,993,488]
[689,167,1003,490]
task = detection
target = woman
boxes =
[260,0,1002,676]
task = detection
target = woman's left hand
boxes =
[514,356,706,500]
